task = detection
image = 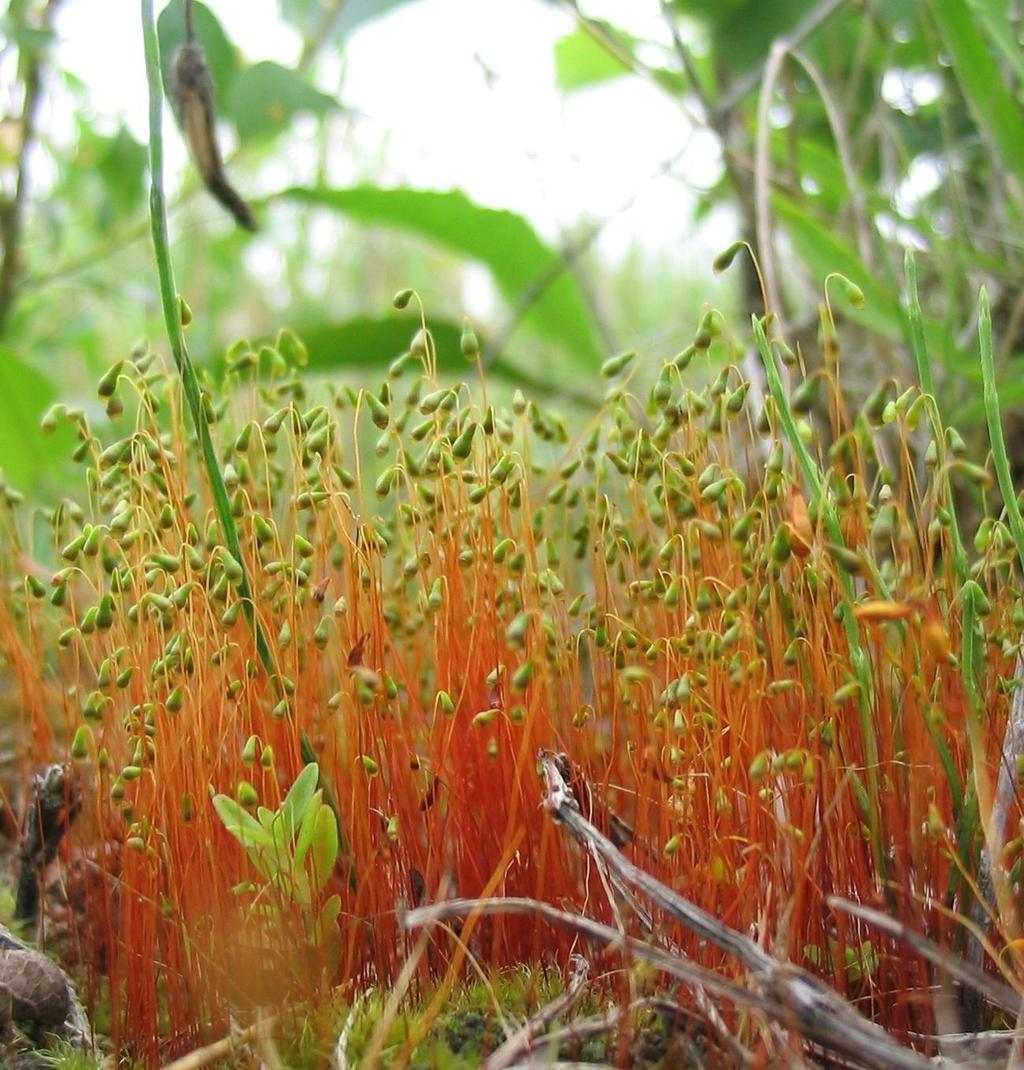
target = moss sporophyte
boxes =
[3,266,1020,1058]
[3,21,1020,1050]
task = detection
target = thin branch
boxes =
[141,0,274,675]
[547,755,752,1067]
[536,750,934,1070]
[15,763,80,926]
[157,1015,277,1070]
[914,1028,1024,1068]
[297,0,349,73]
[657,0,768,419]
[789,48,874,270]
[554,0,703,129]
[653,3,702,101]
[506,1064,614,1069]
[753,42,786,328]
[827,896,1022,1016]
[405,890,934,1070]
[358,910,436,1070]
[504,1064,612,1069]
[171,1,257,230]
[967,657,1024,990]
[713,0,850,121]
[987,652,1024,895]
[482,218,606,370]
[404,896,774,1015]
[518,995,721,1068]
[333,992,368,1070]
[539,750,773,973]
[519,997,674,1057]
[482,147,689,370]
[973,292,1024,969]
[482,955,591,1070]
[0,0,65,336]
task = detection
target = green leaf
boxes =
[157,0,239,108]
[315,893,342,941]
[96,126,149,215]
[0,19,56,58]
[292,317,600,402]
[287,868,312,908]
[212,794,274,849]
[280,762,320,836]
[309,804,339,893]
[279,187,604,367]
[554,26,634,93]
[294,787,324,867]
[552,22,689,98]
[651,66,696,99]
[269,810,293,871]
[296,316,463,374]
[803,943,826,968]
[931,0,1024,189]
[0,347,72,490]
[229,61,340,142]
[769,133,850,212]
[966,0,1024,83]
[844,941,880,983]
[312,893,343,964]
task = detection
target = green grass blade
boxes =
[903,252,935,399]
[979,287,1024,571]
[753,315,885,877]
[967,0,1024,83]
[901,251,970,587]
[140,0,273,677]
[931,0,1024,193]
[965,287,1024,928]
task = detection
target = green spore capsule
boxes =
[461,319,481,361]
[601,351,637,379]
[71,725,92,761]
[452,421,478,460]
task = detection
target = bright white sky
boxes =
[54,0,725,265]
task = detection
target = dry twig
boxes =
[156,1015,277,1070]
[405,750,1017,1069]
[404,896,774,1016]
[828,896,1022,1017]
[482,954,591,1070]
[0,0,64,334]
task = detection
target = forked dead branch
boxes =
[405,751,1024,1070]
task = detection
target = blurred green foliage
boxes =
[564,0,1023,430]
[0,0,1021,501]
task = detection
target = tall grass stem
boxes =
[979,287,1024,571]
[140,0,273,675]
[753,315,886,877]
